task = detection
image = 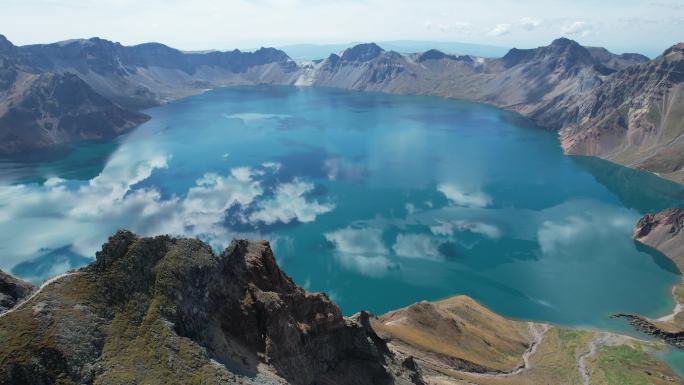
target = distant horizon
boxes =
[2,32,677,60]
[1,0,681,59]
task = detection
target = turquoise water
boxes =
[1,85,684,336]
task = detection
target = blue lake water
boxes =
[1,85,684,338]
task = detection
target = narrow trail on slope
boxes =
[576,333,637,385]
[0,272,82,319]
[577,335,599,385]
[456,322,551,378]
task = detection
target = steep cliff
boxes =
[0,34,298,154]
[635,208,684,266]
[562,44,684,183]
[17,37,300,108]
[0,70,148,153]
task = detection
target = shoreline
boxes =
[625,210,684,348]
[3,82,683,187]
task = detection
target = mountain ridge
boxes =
[1,34,683,184]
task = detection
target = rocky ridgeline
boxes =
[611,314,684,349]
[0,35,298,154]
[0,230,421,385]
[634,208,684,268]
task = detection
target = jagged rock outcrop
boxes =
[0,231,420,385]
[634,207,684,267]
[611,314,684,349]
[585,46,649,72]
[0,269,34,313]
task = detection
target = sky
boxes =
[0,0,682,57]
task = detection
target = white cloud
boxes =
[517,17,542,30]
[261,161,282,172]
[430,220,501,239]
[392,233,443,261]
[537,216,585,254]
[424,21,473,34]
[0,146,332,272]
[488,23,511,36]
[561,21,593,37]
[248,180,335,225]
[324,227,395,277]
[334,253,394,278]
[325,227,388,255]
[537,212,632,255]
[222,112,291,122]
[323,157,365,181]
[437,183,491,208]
[180,170,263,234]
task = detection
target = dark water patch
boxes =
[11,246,91,284]
[573,156,684,214]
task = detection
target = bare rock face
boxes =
[0,72,149,154]
[561,44,684,183]
[0,231,415,385]
[634,208,684,267]
[0,34,299,154]
[0,269,34,313]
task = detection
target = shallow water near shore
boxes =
[1,85,684,339]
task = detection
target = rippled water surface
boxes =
[2,85,684,334]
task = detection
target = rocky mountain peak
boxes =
[663,43,684,60]
[549,37,577,47]
[0,34,15,52]
[341,43,385,62]
[545,37,593,61]
[502,37,594,69]
[77,231,393,384]
[252,46,292,62]
[418,49,452,62]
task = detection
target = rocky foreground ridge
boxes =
[0,231,680,385]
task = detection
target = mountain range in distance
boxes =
[269,40,513,61]
[1,34,683,184]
